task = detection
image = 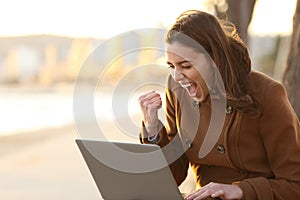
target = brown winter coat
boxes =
[141,71,300,200]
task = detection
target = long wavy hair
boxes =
[166,10,260,116]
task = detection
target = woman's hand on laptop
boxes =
[138,91,162,137]
[184,182,243,200]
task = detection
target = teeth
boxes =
[180,82,197,97]
[180,83,192,88]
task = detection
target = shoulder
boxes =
[248,71,295,118]
[248,70,282,89]
[248,70,287,103]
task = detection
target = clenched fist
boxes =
[138,91,162,137]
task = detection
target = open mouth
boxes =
[180,82,197,97]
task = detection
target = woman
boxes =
[138,10,300,200]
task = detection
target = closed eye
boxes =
[182,65,192,69]
[166,61,192,69]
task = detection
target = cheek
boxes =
[197,69,214,87]
[193,72,210,94]
[194,58,213,82]
[197,75,208,90]
[192,70,206,85]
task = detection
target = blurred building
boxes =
[1,33,286,87]
[0,35,102,85]
[0,32,168,87]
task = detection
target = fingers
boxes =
[211,190,224,198]
[185,182,243,200]
[138,91,162,131]
[139,91,161,103]
[185,182,221,200]
[143,96,162,107]
[138,91,162,110]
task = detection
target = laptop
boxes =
[76,139,184,200]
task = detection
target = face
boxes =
[166,42,214,102]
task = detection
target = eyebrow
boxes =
[166,60,191,66]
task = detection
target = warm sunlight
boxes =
[249,0,297,36]
[1,1,299,200]
[0,0,206,38]
[0,0,296,38]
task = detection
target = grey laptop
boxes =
[76,139,184,200]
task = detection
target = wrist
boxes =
[145,122,159,137]
[233,185,243,199]
[147,133,159,143]
[141,120,163,143]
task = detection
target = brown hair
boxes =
[166,10,260,116]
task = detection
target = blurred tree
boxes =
[283,0,300,119]
[258,36,281,76]
[209,0,256,43]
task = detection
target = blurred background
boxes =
[0,0,297,136]
[0,0,298,199]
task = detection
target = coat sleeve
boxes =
[236,82,300,200]
[140,75,189,186]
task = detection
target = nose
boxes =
[173,69,184,82]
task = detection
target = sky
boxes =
[0,0,297,38]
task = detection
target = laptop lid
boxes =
[76,139,184,200]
